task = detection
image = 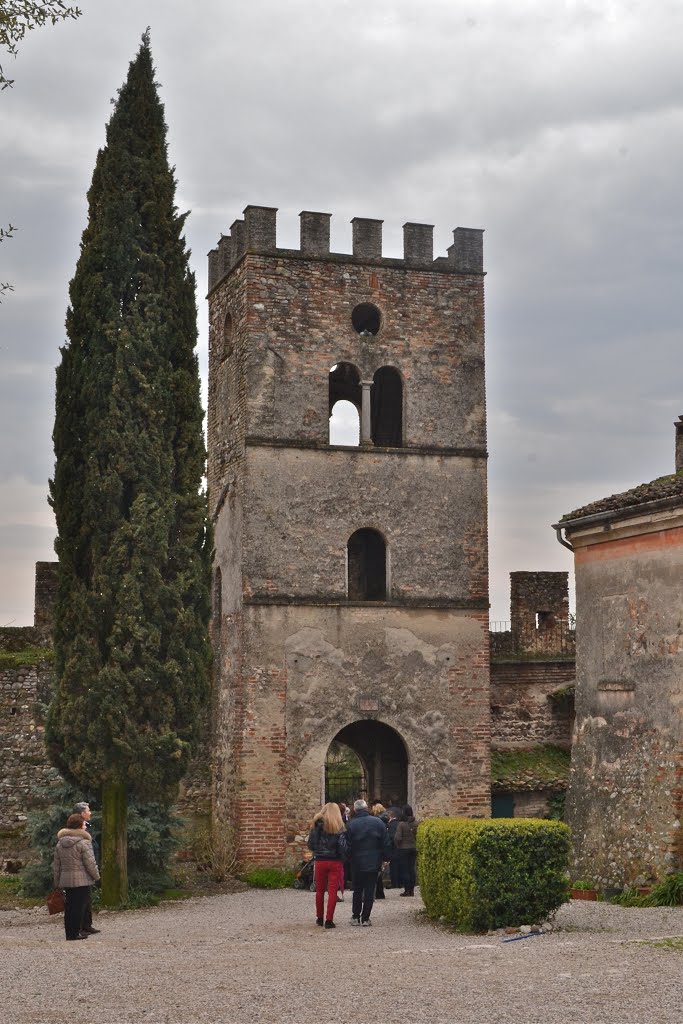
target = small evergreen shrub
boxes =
[418,817,571,932]
[19,779,181,896]
[243,868,296,889]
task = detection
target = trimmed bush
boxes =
[418,817,571,932]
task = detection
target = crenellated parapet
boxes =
[208,205,484,291]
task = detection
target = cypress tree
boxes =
[47,33,211,906]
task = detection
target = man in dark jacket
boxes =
[72,801,100,935]
[346,799,391,925]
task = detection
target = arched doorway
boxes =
[325,721,408,805]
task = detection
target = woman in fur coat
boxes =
[53,812,100,940]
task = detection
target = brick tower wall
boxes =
[207,208,490,866]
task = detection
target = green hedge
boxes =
[418,817,571,932]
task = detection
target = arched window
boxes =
[371,366,403,447]
[348,528,387,601]
[329,362,361,446]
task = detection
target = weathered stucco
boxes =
[565,515,683,885]
[229,606,490,862]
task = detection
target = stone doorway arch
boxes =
[324,720,409,806]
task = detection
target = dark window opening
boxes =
[536,610,555,629]
[348,528,386,601]
[492,793,515,818]
[351,303,381,335]
[329,362,361,412]
[371,366,403,447]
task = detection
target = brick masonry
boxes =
[0,657,54,854]
[491,661,574,749]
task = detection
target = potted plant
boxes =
[570,879,598,901]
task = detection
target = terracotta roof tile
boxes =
[560,471,683,524]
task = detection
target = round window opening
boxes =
[351,303,381,336]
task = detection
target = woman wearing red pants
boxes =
[307,803,347,929]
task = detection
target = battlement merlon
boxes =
[207,206,485,291]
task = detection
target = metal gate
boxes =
[324,766,367,806]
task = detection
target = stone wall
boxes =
[511,791,554,818]
[207,211,487,518]
[490,661,574,749]
[216,604,490,866]
[489,571,574,818]
[0,648,54,858]
[208,208,491,866]
[0,613,211,863]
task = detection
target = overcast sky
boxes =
[2,0,683,625]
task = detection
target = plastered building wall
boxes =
[566,516,683,885]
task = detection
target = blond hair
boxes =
[313,802,345,834]
[371,802,385,816]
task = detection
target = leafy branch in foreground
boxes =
[0,223,16,299]
[0,2,81,89]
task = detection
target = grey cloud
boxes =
[3,0,683,621]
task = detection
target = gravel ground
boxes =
[3,888,683,1024]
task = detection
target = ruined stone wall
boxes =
[567,522,683,886]
[0,606,211,863]
[509,571,572,655]
[0,653,54,858]
[490,661,574,749]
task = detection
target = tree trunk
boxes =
[101,779,128,906]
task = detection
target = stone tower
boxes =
[207,206,490,866]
